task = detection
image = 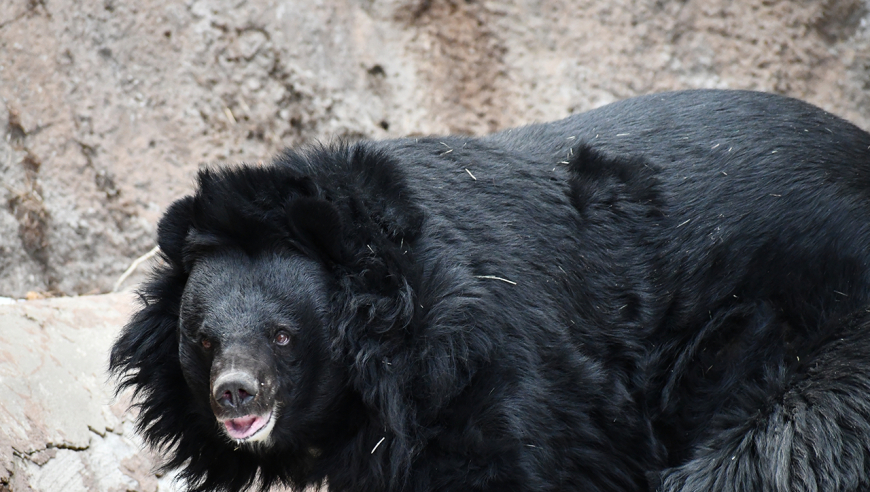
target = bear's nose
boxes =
[212,372,259,409]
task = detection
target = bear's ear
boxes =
[157,196,196,268]
[286,197,346,264]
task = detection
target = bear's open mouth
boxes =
[221,409,275,441]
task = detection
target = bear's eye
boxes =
[201,337,213,350]
[274,330,291,347]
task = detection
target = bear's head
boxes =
[109,144,472,492]
[177,246,349,447]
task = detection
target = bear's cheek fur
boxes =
[178,336,214,406]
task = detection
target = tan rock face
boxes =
[1,0,869,298]
[0,293,171,492]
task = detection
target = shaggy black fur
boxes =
[110,90,870,492]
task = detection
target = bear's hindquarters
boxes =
[656,309,870,492]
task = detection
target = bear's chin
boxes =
[219,406,277,445]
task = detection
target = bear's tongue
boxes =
[224,415,267,440]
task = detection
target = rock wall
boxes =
[0,294,175,492]
[1,0,869,297]
[2,0,870,490]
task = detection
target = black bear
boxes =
[111,90,870,492]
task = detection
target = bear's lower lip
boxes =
[222,410,273,440]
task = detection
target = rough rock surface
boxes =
[2,0,870,490]
[0,293,178,492]
[2,0,870,297]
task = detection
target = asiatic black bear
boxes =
[111,90,870,492]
